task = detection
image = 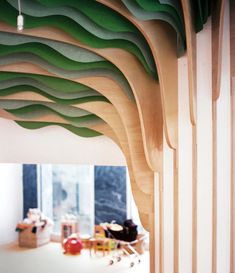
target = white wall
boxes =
[0,164,23,245]
[216,4,231,272]
[178,55,193,273]
[0,118,126,166]
[196,19,213,273]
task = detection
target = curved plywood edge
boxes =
[181,0,197,125]
[98,0,177,150]
[0,22,163,173]
[0,107,68,124]
[138,20,178,149]
[77,77,160,192]
[212,0,225,101]
[0,107,103,137]
[77,101,154,227]
[77,100,155,194]
[97,0,165,166]
[95,47,163,172]
[72,101,155,229]
[0,91,52,102]
[0,62,156,195]
[0,62,53,76]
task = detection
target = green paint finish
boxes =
[0,43,136,98]
[15,120,102,137]
[0,71,132,104]
[5,1,155,76]
[0,85,109,105]
[5,104,101,126]
[134,0,183,24]
[134,0,185,36]
[2,101,91,117]
[0,31,104,63]
[0,43,120,72]
[0,72,97,93]
[1,0,156,78]
[36,0,138,33]
[158,0,183,18]
[121,0,186,56]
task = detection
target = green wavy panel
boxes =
[0,72,108,137]
[15,120,102,137]
[1,0,157,78]
[6,106,102,128]
[0,31,104,63]
[134,0,183,23]
[0,53,133,100]
[158,0,183,17]
[121,0,186,56]
[37,0,136,32]
[0,43,134,100]
[0,72,94,92]
[6,0,155,75]
[0,43,117,72]
[0,72,102,98]
[0,100,91,117]
[0,85,108,105]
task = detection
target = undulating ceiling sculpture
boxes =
[0,0,211,233]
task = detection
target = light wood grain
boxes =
[212,0,225,100]
[98,0,178,150]
[77,101,155,195]
[181,0,197,125]
[231,1,235,77]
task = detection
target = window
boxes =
[40,164,94,236]
[23,164,142,237]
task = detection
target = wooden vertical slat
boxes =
[181,0,197,126]
[212,0,225,100]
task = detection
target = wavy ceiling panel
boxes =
[0,0,212,232]
[0,0,212,174]
[1,0,157,78]
[0,0,211,138]
[121,0,186,56]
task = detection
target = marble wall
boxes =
[94,166,126,225]
[23,164,38,218]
